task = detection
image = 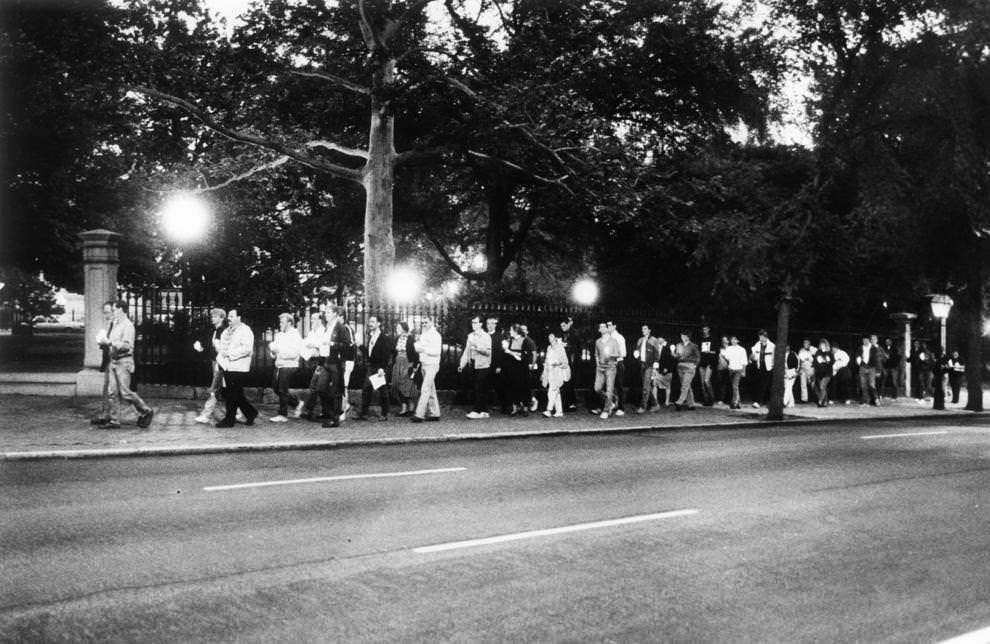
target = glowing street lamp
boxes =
[386,267,423,304]
[929,293,954,350]
[160,192,211,245]
[571,278,599,307]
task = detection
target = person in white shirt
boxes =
[216,308,257,427]
[796,338,816,404]
[832,344,853,404]
[268,313,303,422]
[412,318,442,422]
[101,299,155,429]
[606,321,628,416]
[459,315,493,419]
[721,336,749,409]
[541,330,570,417]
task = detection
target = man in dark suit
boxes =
[322,305,355,428]
[634,323,660,412]
[856,335,881,405]
[358,314,394,420]
[656,336,678,407]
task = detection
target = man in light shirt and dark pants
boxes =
[459,315,493,419]
[216,308,257,428]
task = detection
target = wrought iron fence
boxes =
[121,287,876,391]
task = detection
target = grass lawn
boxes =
[0,331,85,372]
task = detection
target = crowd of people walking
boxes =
[89,304,965,428]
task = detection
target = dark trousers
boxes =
[223,370,257,422]
[471,367,491,412]
[949,373,963,403]
[561,374,577,410]
[361,367,391,417]
[304,365,333,417]
[614,361,626,410]
[274,367,299,415]
[325,362,343,417]
[494,368,511,413]
[754,368,772,404]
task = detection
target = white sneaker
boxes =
[292,401,306,419]
[553,412,564,418]
[542,410,552,417]
[752,402,760,408]
[466,411,482,419]
[269,415,288,423]
[194,415,211,424]
[236,410,247,422]
[478,412,490,419]
[614,409,625,417]
[599,411,609,419]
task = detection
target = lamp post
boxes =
[929,294,954,351]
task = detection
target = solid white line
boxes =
[412,509,700,554]
[936,625,990,644]
[203,467,467,492]
[860,431,949,440]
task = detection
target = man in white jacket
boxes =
[216,308,257,428]
[269,312,303,422]
[412,317,442,422]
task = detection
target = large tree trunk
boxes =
[965,237,984,411]
[363,61,397,304]
[767,293,793,421]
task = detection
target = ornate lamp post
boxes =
[929,293,954,351]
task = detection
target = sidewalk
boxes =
[1,391,984,460]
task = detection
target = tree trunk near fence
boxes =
[767,292,793,421]
[965,237,984,411]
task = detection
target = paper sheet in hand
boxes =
[369,373,387,390]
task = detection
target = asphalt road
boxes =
[3,417,990,643]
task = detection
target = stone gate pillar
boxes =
[76,229,120,396]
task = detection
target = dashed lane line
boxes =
[203,467,467,492]
[412,509,700,554]
[936,625,990,644]
[860,431,949,440]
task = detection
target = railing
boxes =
[120,287,878,390]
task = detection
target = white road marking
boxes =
[936,625,990,644]
[203,467,467,492]
[412,509,700,554]
[860,431,949,440]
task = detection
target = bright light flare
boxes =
[161,193,211,245]
[386,267,423,304]
[571,278,599,306]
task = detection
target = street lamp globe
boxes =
[161,192,211,245]
[571,278,599,307]
[929,293,953,320]
[385,267,423,304]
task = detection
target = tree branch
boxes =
[125,85,363,183]
[305,140,369,160]
[467,150,574,193]
[202,155,292,191]
[287,69,370,95]
[418,212,488,281]
[358,0,386,52]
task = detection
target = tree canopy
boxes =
[3,0,989,341]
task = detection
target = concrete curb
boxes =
[3,410,983,461]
